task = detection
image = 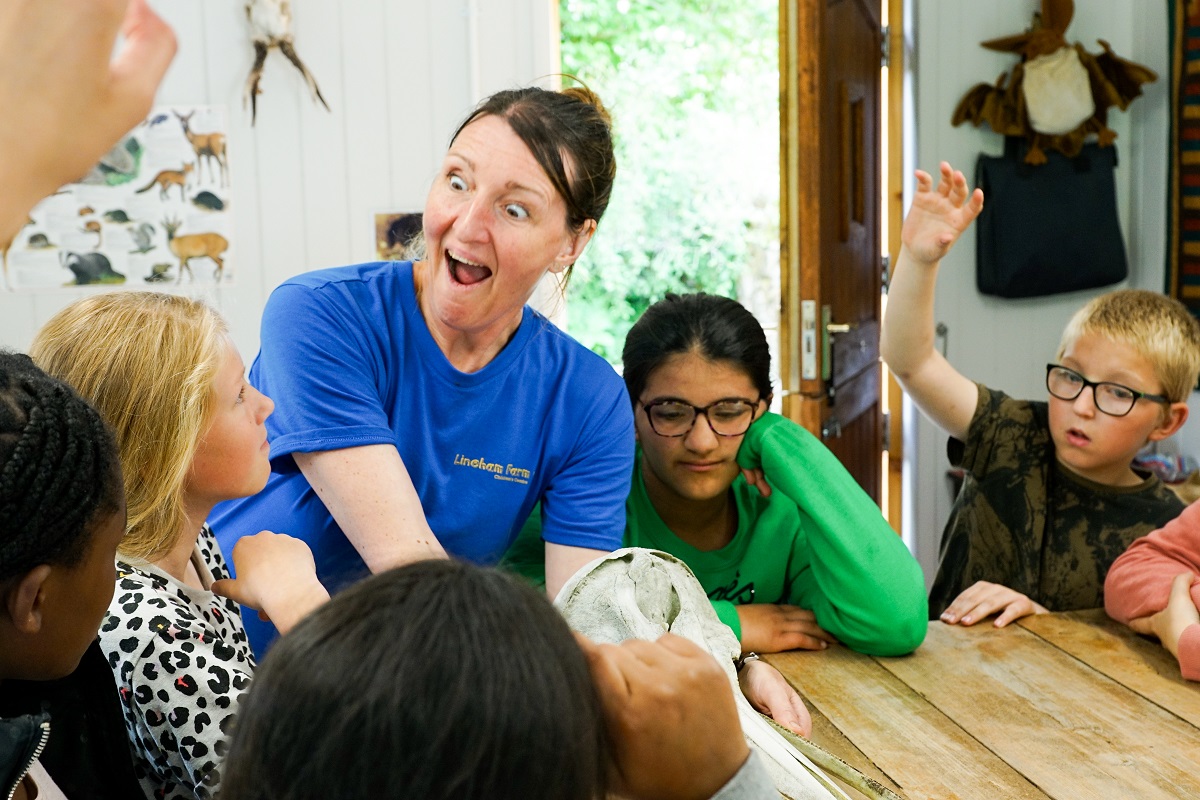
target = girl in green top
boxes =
[508,294,927,733]
[618,293,927,657]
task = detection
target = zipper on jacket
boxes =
[5,719,49,800]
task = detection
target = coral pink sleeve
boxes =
[1104,499,1200,623]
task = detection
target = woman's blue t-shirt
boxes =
[210,261,633,653]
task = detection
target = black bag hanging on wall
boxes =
[974,137,1128,298]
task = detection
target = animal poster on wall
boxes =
[2,105,232,291]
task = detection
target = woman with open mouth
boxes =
[212,85,632,655]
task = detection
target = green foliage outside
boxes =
[560,0,779,364]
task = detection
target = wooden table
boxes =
[764,610,1200,800]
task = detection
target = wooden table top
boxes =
[764,610,1200,800]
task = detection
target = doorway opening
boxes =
[560,0,903,527]
[558,0,781,392]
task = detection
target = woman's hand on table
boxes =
[738,658,812,737]
[940,581,1048,628]
[737,603,836,653]
[1127,572,1200,659]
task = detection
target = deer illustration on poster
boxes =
[174,111,228,187]
[163,217,229,284]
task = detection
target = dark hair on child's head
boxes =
[221,559,608,800]
[451,82,616,235]
[622,293,773,405]
[0,351,122,582]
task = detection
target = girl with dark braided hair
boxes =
[0,351,128,800]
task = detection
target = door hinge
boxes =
[881,25,891,69]
[881,253,891,293]
[882,410,891,453]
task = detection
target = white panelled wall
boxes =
[2,0,1192,584]
[907,0,1191,582]
[0,0,556,358]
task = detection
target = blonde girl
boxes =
[31,292,326,800]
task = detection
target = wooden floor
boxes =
[765,610,1200,800]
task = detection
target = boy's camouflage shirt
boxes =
[929,384,1185,618]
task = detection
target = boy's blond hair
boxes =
[30,292,227,562]
[1056,289,1200,403]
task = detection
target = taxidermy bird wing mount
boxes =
[950,0,1155,164]
[244,0,331,125]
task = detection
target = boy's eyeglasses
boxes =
[1045,364,1169,417]
[640,399,760,437]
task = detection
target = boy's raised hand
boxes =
[939,580,1048,628]
[902,162,985,266]
[884,161,985,441]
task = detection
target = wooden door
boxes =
[779,0,884,502]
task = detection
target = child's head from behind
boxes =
[30,292,268,562]
[1049,289,1199,484]
[622,293,771,504]
[221,560,608,800]
[0,352,123,681]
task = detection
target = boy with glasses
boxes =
[882,162,1200,627]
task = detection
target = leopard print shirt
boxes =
[99,525,255,800]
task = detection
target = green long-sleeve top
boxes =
[503,412,928,656]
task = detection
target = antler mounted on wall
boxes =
[243,0,331,126]
[951,0,1156,164]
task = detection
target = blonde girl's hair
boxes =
[1056,288,1200,403]
[30,292,227,561]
